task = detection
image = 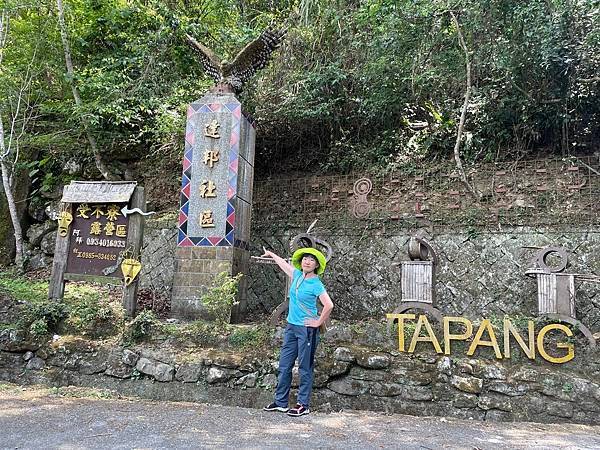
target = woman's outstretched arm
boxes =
[262,248,294,279]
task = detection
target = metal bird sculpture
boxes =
[185,26,286,94]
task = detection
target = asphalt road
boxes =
[1,385,599,450]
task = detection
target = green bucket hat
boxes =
[292,247,327,275]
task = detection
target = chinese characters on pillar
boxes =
[203,150,220,168]
[199,180,217,198]
[200,120,222,228]
[204,119,220,139]
[200,210,215,228]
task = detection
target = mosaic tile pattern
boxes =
[178,96,248,248]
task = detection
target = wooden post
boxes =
[48,203,71,300]
[122,186,145,317]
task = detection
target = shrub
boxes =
[124,309,160,342]
[227,325,271,349]
[185,320,221,346]
[65,296,125,336]
[19,300,68,337]
[200,272,243,328]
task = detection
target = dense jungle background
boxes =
[1,0,599,261]
[2,0,599,175]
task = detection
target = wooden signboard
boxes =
[65,202,129,277]
[49,181,146,316]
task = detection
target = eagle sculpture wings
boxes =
[185,27,286,94]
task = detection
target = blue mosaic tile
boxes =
[229,175,238,191]
[181,201,190,216]
[181,174,190,188]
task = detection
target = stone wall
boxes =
[139,223,177,294]
[128,174,600,424]
[1,326,599,424]
[140,218,600,335]
[248,227,600,329]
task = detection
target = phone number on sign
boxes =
[72,249,117,261]
[86,238,127,248]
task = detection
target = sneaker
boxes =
[287,404,310,417]
[263,402,289,413]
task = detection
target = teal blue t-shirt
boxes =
[287,269,326,326]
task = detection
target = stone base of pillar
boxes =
[171,247,249,321]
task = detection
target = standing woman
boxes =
[262,246,334,417]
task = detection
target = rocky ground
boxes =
[1,383,599,449]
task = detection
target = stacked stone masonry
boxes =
[140,219,600,335]
[170,247,233,318]
[1,329,599,424]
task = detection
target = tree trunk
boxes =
[0,13,25,270]
[450,11,478,200]
[56,0,119,180]
[0,116,25,270]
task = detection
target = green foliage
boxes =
[227,324,270,349]
[0,270,123,337]
[14,157,55,197]
[18,300,68,337]
[124,309,160,342]
[0,271,48,303]
[200,271,243,327]
[562,382,574,393]
[65,295,124,336]
[1,0,598,197]
[251,0,600,173]
[183,319,221,346]
[0,322,16,331]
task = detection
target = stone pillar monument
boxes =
[171,92,255,321]
[171,25,285,321]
